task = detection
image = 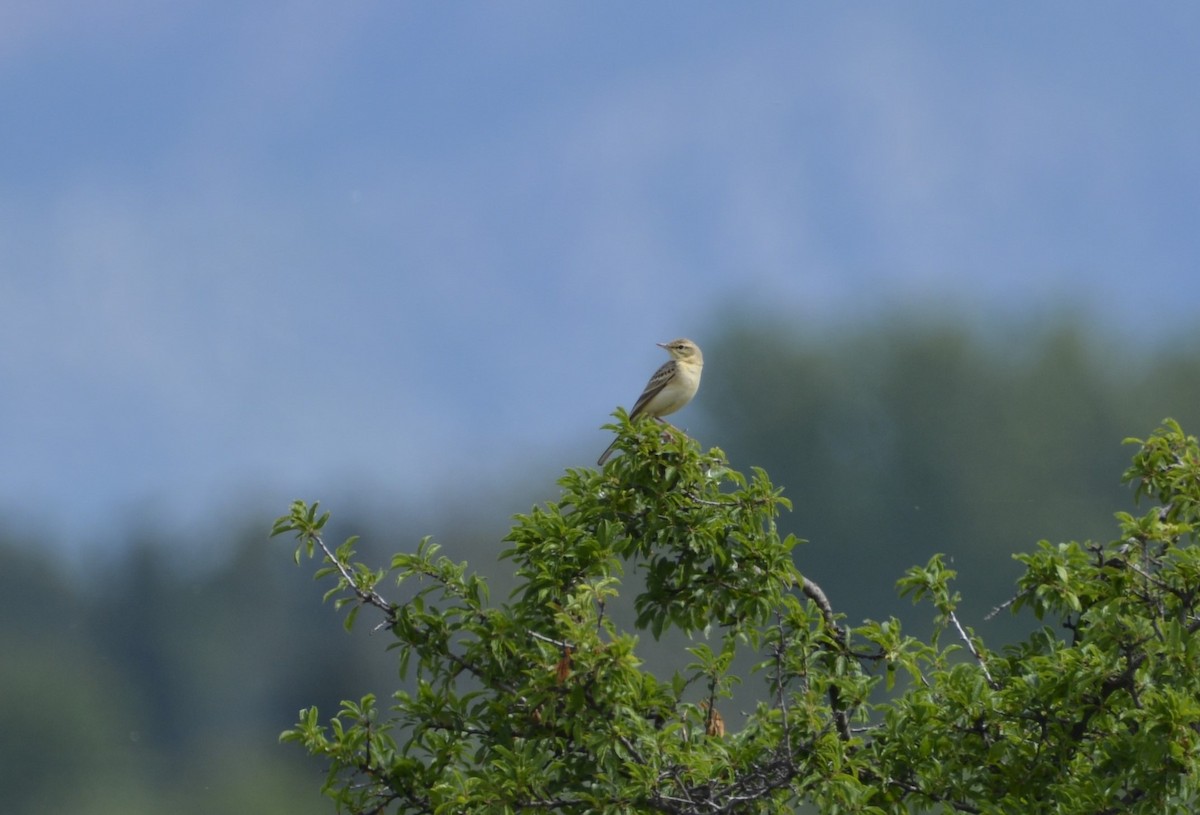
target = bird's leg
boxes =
[655,418,679,442]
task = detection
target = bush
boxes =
[274,416,1200,813]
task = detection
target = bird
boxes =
[597,338,704,466]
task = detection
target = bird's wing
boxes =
[628,360,677,419]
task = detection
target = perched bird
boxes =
[597,338,704,466]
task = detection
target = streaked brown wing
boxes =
[628,360,676,419]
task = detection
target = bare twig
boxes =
[310,531,397,621]
[948,609,994,686]
[887,777,982,814]
[529,629,572,650]
[984,590,1029,621]
[800,577,838,634]
[800,576,852,741]
[773,611,792,752]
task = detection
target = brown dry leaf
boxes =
[702,701,725,738]
[554,647,573,685]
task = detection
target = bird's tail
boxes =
[596,438,619,466]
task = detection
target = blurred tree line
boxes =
[2,314,1198,814]
[698,316,1200,636]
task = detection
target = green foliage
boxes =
[276,418,1200,813]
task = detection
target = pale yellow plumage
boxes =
[597,338,703,466]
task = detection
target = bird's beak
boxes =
[656,342,668,349]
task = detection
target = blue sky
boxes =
[3,3,1199,552]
